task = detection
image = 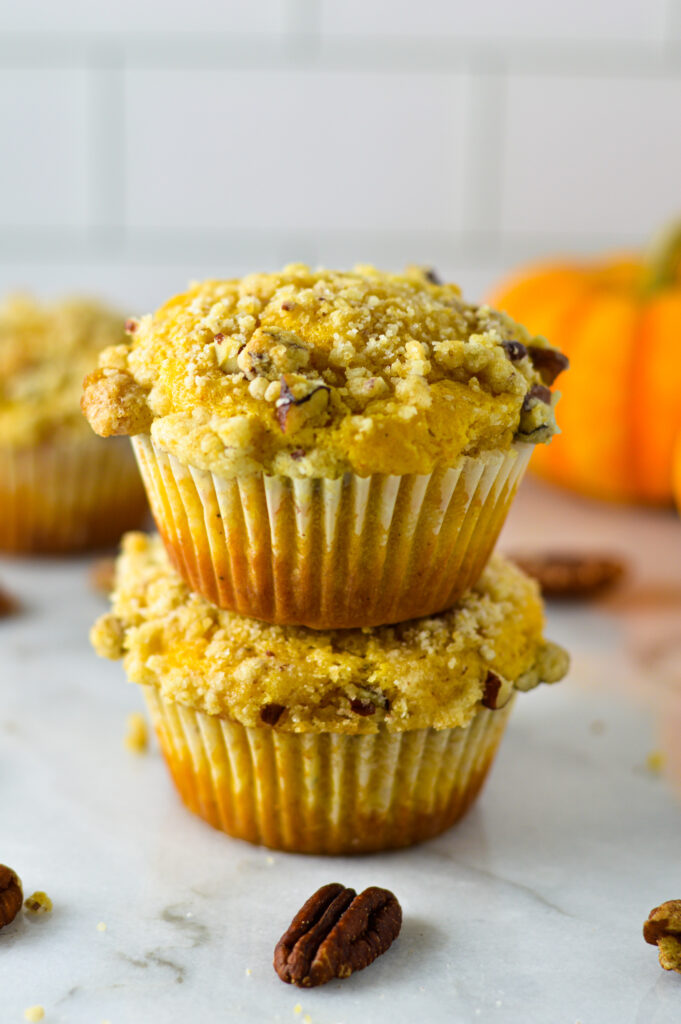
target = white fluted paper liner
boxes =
[0,436,147,553]
[143,685,514,854]
[132,435,532,628]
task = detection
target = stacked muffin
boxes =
[85,266,569,854]
[0,295,148,553]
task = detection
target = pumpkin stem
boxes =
[642,218,681,291]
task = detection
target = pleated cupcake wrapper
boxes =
[132,435,532,628]
[142,685,514,855]
[0,437,148,553]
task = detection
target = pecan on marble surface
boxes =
[508,551,626,599]
[274,882,402,988]
[0,864,23,930]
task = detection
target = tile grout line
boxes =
[87,43,127,256]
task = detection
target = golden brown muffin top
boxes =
[81,266,566,479]
[0,295,126,448]
[91,532,569,734]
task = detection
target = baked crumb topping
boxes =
[0,295,126,447]
[91,533,569,734]
[82,267,565,479]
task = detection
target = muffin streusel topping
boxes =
[0,295,126,447]
[82,266,566,478]
[91,533,569,734]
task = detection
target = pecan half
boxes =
[274,883,402,988]
[509,551,626,599]
[644,900,681,973]
[527,345,569,386]
[0,864,23,930]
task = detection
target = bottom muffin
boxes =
[91,533,569,854]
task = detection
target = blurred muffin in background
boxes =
[82,265,567,628]
[0,295,147,553]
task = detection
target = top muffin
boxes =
[1,295,126,448]
[82,266,567,479]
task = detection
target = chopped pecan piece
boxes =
[501,340,528,362]
[644,901,681,972]
[522,383,552,410]
[260,703,285,726]
[0,583,19,618]
[275,379,330,435]
[350,698,376,717]
[509,551,626,599]
[481,670,513,710]
[0,864,22,930]
[274,883,402,988]
[481,671,501,709]
[423,268,442,285]
[527,345,569,386]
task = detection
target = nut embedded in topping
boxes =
[522,383,552,411]
[274,883,402,988]
[501,339,528,362]
[350,698,376,717]
[527,345,569,386]
[260,703,286,726]
[481,670,513,709]
[275,379,330,435]
[644,900,681,972]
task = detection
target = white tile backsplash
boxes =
[0,0,679,293]
[501,75,681,237]
[0,0,288,34]
[320,0,669,43]
[124,69,466,233]
[0,70,90,228]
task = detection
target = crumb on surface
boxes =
[96,921,107,932]
[23,1007,44,1023]
[124,712,148,754]
[24,891,52,916]
[293,1004,302,1015]
[89,557,116,596]
[646,751,666,775]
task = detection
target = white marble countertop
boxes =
[2,479,681,1024]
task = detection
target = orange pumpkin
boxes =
[487,222,681,504]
